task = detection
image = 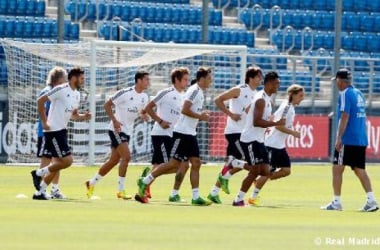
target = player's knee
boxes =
[283,168,291,177]
[248,167,258,178]
[190,158,201,169]
[61,156,73,168]
[353,168,366,177]
[120,155,131,163]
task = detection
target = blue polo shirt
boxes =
[37,85,53,137]
[337,85,368,146]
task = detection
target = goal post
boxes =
[1,39,247,165]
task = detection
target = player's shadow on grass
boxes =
[147,200,194,207]
[50,198,92,203]
[252,205,284,209]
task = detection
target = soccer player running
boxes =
[232,71,285,206]
[207,66,263,204]
[86,70,149,200]
[36,66,67,199]
[134,67,190,203]
[137,67,213,206]
[248,84,304,205]
[31,67,91,200]
[321,68,379,212]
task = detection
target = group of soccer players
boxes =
[30,64,377,211]
[31,64,379,212]
[32,67,91,200]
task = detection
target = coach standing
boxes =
[321,68,379,212]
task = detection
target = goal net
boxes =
[1,39,247,165]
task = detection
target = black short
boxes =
[267,146,290,168]
[225,133,245,160]
[151,135,173,165]
[333,145,366,169]
[108,130,130,148]
[36,136,52,158]
[241,140,269,166]
[43,129,71,158]
[170,132,199,162]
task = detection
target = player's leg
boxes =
[209,135,246,203]
[246,143,271,205]
[269,148,292,181]
[168,161,189,202]
[144,136,174,199]
[188,156,211,206]
[32,155,73,200]
[354,168,373,193]
[189,157,201,196]
[115,141,132,199]
[138,133,185,198]
[85,147,120,198]
[85,131,127,198]
[137,158,180,197]
[45,169,65,199]
[332,164,345,199]
[37,136,65,199]
[183,135,211,206]
[249,175,268,206]
[347,145,379,212]
[32,130,73,200]
[270,168,291,180]
[233,141,262,206]
[321,150,344,210]
[43,160,64,199]
[249,147,291,205]
[212,134,246,196]
[353,168,379,212]
[248,163,271,206]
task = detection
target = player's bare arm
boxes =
[37,94,50,130]
[254,99,285,128]
[335,112,349,151]
[143,101,169,128]
[181,100,209,121]
[71,109,92,121]
[214,87,241,121]
[139,109,150,122]
[104,99,121,133]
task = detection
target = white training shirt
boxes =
[224,84,257,135]
[240,90,272,143]
[108,86,149,136]
[46,83,80,132]
[265,101,295,149]
[150,86,184,137]
[174,83,204,136]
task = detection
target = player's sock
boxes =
[210,185,220,196]
[333,195,341,204]
[234,191,246,202]
[231,159,245,169]
[89,173,103,186]
[192,188,200,200]
[367,192,375,202]
[143,174,154,185]
[222,171,232,180]
[118,176,125,192]
[36,167,50,176]
[170,189,179,197]
[251,187,260,199]
[51,184,59,192]
[39,181,48,193]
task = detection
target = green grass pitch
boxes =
[1,164,380,250]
